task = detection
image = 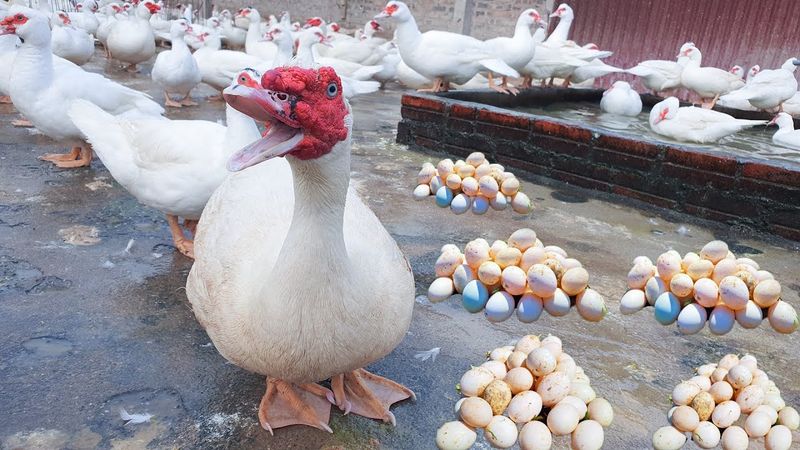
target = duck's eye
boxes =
[15,14,24,21]
[239,76,246,82]
[326,82,338,98]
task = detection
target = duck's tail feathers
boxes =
[68,100,138,184]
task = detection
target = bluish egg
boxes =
[517,293,543,323]
[471,196,490,215]
[462,280,489,313]
[654,292,681,325]
[485,291,515,322]
[435,186,454,208]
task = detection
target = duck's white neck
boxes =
[223,104,260,152]
[774,117,795,134]
[10,35,53,99]
[273,130,352,281]
[392,15,421,53]
[295,38,315,67]
[246,13,262,43]
[170,32,190,52]
[273,36,293,66]
[547,14,572,43]
[512,17,532,42]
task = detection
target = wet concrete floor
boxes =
[0,51,798,449]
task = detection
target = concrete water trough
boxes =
[396,89,800,242]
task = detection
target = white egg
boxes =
[576,288,607,322]
[719,276,749,311]
[634,255,654,267]
[745,412,772,437]
[571,419,604,450]
[435,421,476,450]
[692,421,721,449]
[436,159,455,177]
[528,264,558,297]
[561,267,589,296]
[709,381,733,403]
[484,415,518,449]
[537,371,571,407]
[452,264,476,294]
[711,400,740,428]
[620,289,647,314]
[489,346,514,363]
[711,258,738,284]
[736,384,765,413]
[555,354,577,380]
[504,367,534,395]
[671,405,700,432]
[471,196,489,215]
[753,405,779,423]
[519,420,552,450]
[777,406,799,430]
[514,335,541,354]
[672,381,701,406]
[464,240,491,269]
[466,151,486,167]
[711,367,729,383]
[458,397,493,428]
[588,398,614,426]
[693,278,720,308]
[708,305,736,335]
[765,425,793,450]
[726,365,753,389]
[570,382,597,404]
[449,193,471,215]
[735,301,763,329]
[645,276,668,305]
[696,363,717,377]
[478,175,499,199]
[768,301,799,334]
[720,426,749,450]
[475,163,492,179]
[543,288,572,317]
[495,247,522,269]
[457,164,476,179]
[477,261,502,286]
[735,257,759,269]
[501,266,527,296]
[520,246,547,271]
[489,192,508,211]
[435,251,462,277]
[700,240,729,263]
[764,393,786,411]
[459,367,494,397]
[753,279,781,308]
[688,375,711,392]
[687,259,715,281]
[413,183,431,200]
[541,335,562,357]
[484,291,515,323]
[506,350,528,369]
[506,390,542,423]
[739,354,757,372]
[657,251,682,281]
[517,294,544,323]
[507,228,537,251]
[480,360,508,380]
[511,191,532,214]
[547,403,581,435]
[489,240,508,259]
[559,395,588,417]
[526,347,556,376]
[500,177,520,196]
[445,173,462,191]
[427,277,455,303]
[677,303,708,334]
[653,426,686,450]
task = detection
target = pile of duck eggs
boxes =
[652,354,798,450]
[436,335,614,450]
[427,228,607,323]
[413,152,533,215]
[620,240,798,334]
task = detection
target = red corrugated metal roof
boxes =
[557,0,800,90]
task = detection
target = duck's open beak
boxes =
[223,84,304,171]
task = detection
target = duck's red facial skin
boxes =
[261,67,348,160]
[330,22,340,32]
[382,3,399,16]
[0,13,28,35]
[237,70,261,89]
[305,17,322,27]
[144,1,160,13]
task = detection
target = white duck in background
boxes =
[768,112,800,149]
[238,8,277,61]
[729,65,744,79]
[319,20,385,64]
[0,33,18,103]
[68,69,262,258]
[187,66,414,434]
[152,19,201,107]
[1,6,163,168]
[649,97,765,143]
[600,81,642,116]
[261,22,296,68]
[626,42,693,95]
[729,58,799,111]
[220,9,246,49]
[68,0,99,35]
[375,1,518,92]
[544,3,574,46]
[51,11,94,65]
[191,31,270,99]
[718,65,762,110]
[107,0,159,71]
[149,8,172,46]
[96,3,123,57]
[483,8,541,94]
[680,45,744,108]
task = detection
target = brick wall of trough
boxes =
[396,93,800,242]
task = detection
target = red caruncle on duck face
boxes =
[0,13,28,35]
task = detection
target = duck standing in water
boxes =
[186,66,415,433]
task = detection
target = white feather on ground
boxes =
[414,347,441,363]
[120,408,154,425]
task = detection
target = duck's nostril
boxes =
[277,93,288,101]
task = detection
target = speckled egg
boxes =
[719,276,749,311]
[528,264,558,297]
[519,420,552,450]
[657,252,682,281]
[543,288,572,317]
[435,251,462,277]
[693,278,720,308]
[737,385,765,413]
[768,301,799,334]
[669,273,694,298]
[464,240,490,269]
[561,267,589,296]
[461,280,489,313]
[511,192,532,214]
[517,294,544,323]
[478,175,499,198]
[478,261,502,286]
[576,288,607,322]
[501,266,527,295]
[692,421,721,448]
[652,426,687,450]
[457,164,475,179]
[483,380,513,415]
[459,177,477,196]
[708,305,736,335]
[471,196,489,215]
[506,390,542,423]
[436,159,455,177]
[654,292,681,325]
[620,289,647,314]
[537,371,571,407]
[435,421,476,450]
[427,277,455,303]
[692,391,715,421]
[688,259,715,281]
[485,291,515,322]
[735,301,763,329]
[700,240,729,263]
[677,303,707,334]
[753,279,781,308]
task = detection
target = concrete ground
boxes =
[0,52,798,450]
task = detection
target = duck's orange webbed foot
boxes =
[331,368,415,426]
[258,378,333,435]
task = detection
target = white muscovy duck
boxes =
[294,27,380,99]
[649,97,765,143]
[0,32,18,103]
[768,112,800,149]
[186,65,415,434]
[107,0,159,72]
[524,42,588,87]
[600,80,642,116]
[718,65,762,111]
[220,9,246,49]
[319,20,385,64]
[729,65,744,79]
[191,30,271,99]
[626,42,694,95]
[51,10,94,65]
[483,8,542,94]
[68,69,262,258]
[260,22,296,68]
[680,45,745,108]
[1,6,164,168]
[184,16,221,51]
[96,2,123,57]
[728,58,799,111]
[152,19,201,107]
[375,1,518,92]
[237,7,277,61]
[149,7,171,46]
[569,51,623,87]
[68,0,99,35]
[544,3,573,46]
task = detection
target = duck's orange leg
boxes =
[40,146,93,168]
[258,378,333,435]
[166,214,194,259]
[12,118,33,127]
[0,95,11,104]
[330,368,415,426]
